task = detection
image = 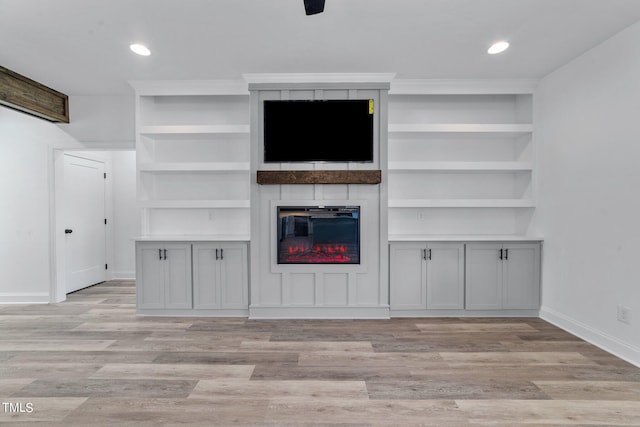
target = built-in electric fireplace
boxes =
[277,206,360,264]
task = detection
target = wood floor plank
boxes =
[72,321,192,331]
[190,379,369,400]
[104,338,244,352]
[415,322,538,333]
[366,379,549,400]
[409,365,608,382]
[372,339,510,353]
[440,351,597,366]
[533,380,640,400]
[0,340,115,351]
[5,350,159,364]
[14,379,198,398]
[90,363,254,380]
[0,378,35,395]
[153,351,299,365]
[263,398,467,425]
[0,363,103,380]
[239,340,374,352]
[250,362,419,381]
[298,350,443,367]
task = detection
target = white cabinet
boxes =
[136,242,192,310]
[465,242,540,310]
[427,243,466,309]
[193,243,248,310]
[390,243,426,310]
[136,240,249,315]
[390,242,464,311]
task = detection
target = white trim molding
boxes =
[249,305,390,319]
[243,73,396,85]
[0,293,50,304]
[540,306,640,368]
[112,271,136,280]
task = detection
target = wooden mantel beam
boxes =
[0,66,69,123]
[257,170,381,185]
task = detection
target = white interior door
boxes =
[64,154,106,293]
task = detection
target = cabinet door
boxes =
[390,243,427,310]
[426,243,465,310]
[163,244,192,309]
[136,243,165,309]
[465,243,503,309]
[219,243,248,309]
[193,244,221,309]
[503,243,540,309]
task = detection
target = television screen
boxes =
[263,99,374,163]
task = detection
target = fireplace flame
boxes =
[281,243,354,263]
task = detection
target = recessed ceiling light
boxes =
[129,44,151,56]
[488,41,509,55]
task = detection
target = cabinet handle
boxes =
[220,248,224,260]
[428,249,432,260]
[499,249,503,260]
[505,248,508,260]
[423,249,427,260]
[216,249,219,260]
[163,249,167,260]
[159,249,162,260]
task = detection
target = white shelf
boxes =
[138,162,250,172]
[139,124,250,135]
[135,234,250,242]
[388,161,533,172]
[388,123,533,135]
[388,234,543,242]
[140,200,250,209]
[388,199,535,208]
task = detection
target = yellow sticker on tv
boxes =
[369,99,374,114]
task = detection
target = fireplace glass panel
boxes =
[277,206,360,264]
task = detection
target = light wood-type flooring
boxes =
[1,280,639,426]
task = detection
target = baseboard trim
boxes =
[540,306,640,368]
[390,309,540,318]
[249,305,390,319]
[137,308,249,317]
[0,293,50,304]
[112,271,135,280]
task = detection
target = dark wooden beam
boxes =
[0,66,69,123]
[257,170,381,185]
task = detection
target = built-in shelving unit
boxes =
[131,81,251,239]
[387,80,537,240]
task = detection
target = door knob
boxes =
[65,229,73,234]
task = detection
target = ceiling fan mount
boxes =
[304,0,325,15]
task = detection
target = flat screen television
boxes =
[263,99,374,163]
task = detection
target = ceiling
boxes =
[2,0,640,95]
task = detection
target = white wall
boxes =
[59,95,135,149]
[111,151,138,279]
[0,104,138,302]
[536,21,640,366]
[0,107,81,302]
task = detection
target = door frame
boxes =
[50,149,114,302]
